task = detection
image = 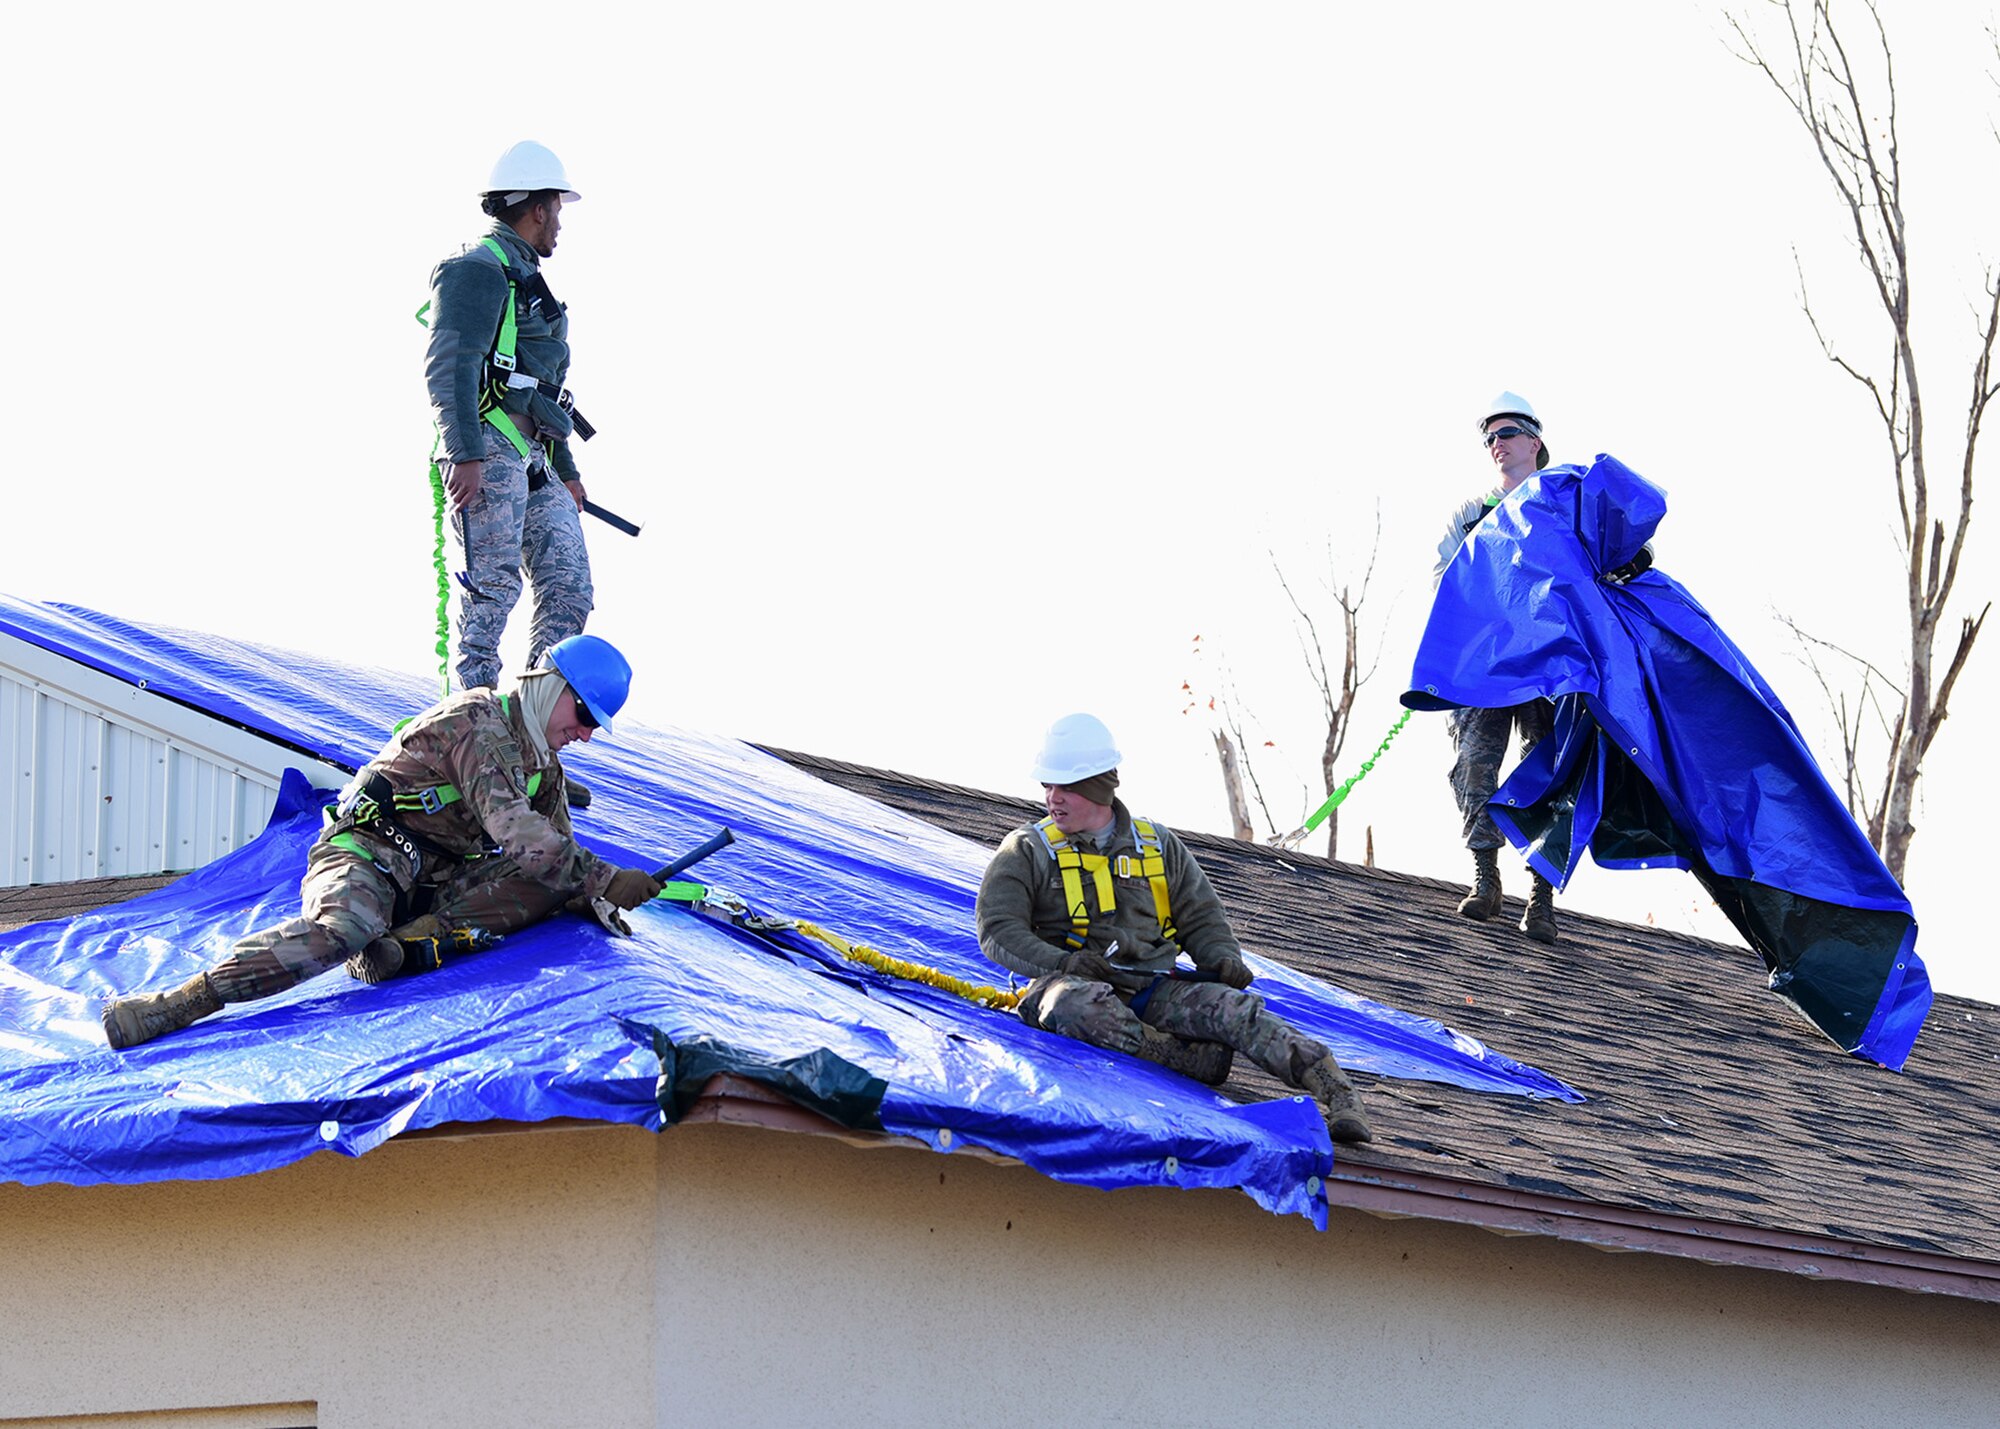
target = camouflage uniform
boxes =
[207,689,612,1005]
[1436,491,1554,851]
[976,800,1332,1086]
[1447,701,1554,851]
[426,223,594,692]
[448,425,595,692]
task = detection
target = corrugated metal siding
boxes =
[1,662,285,887]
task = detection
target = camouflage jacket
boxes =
[975,798,1244,993]
[1435,490,1503,583]
[325,689,611,899]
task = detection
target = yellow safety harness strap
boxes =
[1127,819,1179,945]
[1033,816,1176,950]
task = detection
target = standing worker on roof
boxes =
[1436,394,1651,944]
[100,636,663,1050]
[976,714,1375,1144]
[425,141,599,805]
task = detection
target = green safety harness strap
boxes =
[475,237,534,460]
[426,432,451,694]
[324,693,544,859]
[414,241,536,692]
[1273,708,1412,851]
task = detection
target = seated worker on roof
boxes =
[100,635,663,1050]
[975,714,1375,1144]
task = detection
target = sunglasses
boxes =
[1483,424,1535,448]
[575,699,601,730]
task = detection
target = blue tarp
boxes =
[1,595,1580,1222]
[1404,456,1931,1069]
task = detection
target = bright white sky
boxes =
[12,2,1998,1005]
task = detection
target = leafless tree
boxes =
[1729,0,1998,880]
[1273,522,1384,860]
[1183,514,1384,858]
[1180,639,1268,841]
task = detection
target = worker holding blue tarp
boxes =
[976,714,1375,1143]
[1434,394,1656,945]
[1404,451,1932,1069]
[99,637,663,1050]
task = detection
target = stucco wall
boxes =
[0,1126,658,1428]
[4,1119,1996,1428]
[655,1124,2000,1428]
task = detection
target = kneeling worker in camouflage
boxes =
[976,714,1374,1144]
[101,635,663,1050]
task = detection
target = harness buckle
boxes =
[490,349,517,373]
[412,786,448,815]
[333,782,379,826]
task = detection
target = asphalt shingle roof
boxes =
[761,745,2000,1274]
[9,750,1995,1290]
[0,874,181,934]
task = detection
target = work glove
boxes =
[605,867,664,910]
[1602,546,1655,586]
[1058,948,1120,983]
[1207,953,1256,989]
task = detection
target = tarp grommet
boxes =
[1163,1156,1179,1178]
[1307,1176,1322,1197]
[937,1128,954,1150]
[318,1120,339,1142]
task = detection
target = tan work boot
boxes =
[1300,1055,1374,1144]
[1132,1023,1235,1086]
[1457,848,1503,920]
[1520,873,1558,944]
[103,972,223,1050]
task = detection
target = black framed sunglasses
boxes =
[575,700,601,730]
[1482,424,1534,448]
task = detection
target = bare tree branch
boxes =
[1731,0,1991,879]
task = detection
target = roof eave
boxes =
[1329,1161,2000,1304]
[411,1078,2000,1305]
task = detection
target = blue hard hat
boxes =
[545,635,632,735]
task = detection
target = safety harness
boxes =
[1462,490,1501,538]
[322,694,545,876]
[1031,815,1178,951]
[471,236,596,458]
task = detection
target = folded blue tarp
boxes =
[1403,457,1931,1069]
[1,595,1580,1222]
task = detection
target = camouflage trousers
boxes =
[1016,973,1330,1086]
[206,840,574,1004]
[1447,700,1554,851]
[449,423,595,691]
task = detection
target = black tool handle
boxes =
[583,499,642,537]
[654,828,736,882]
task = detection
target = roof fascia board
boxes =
[1329,1163,2000,1304]
[406,1081,2000,1304]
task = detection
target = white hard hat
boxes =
[1032,713,1122,785]
[484,141,581,203]
[1477,391,1541,432]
